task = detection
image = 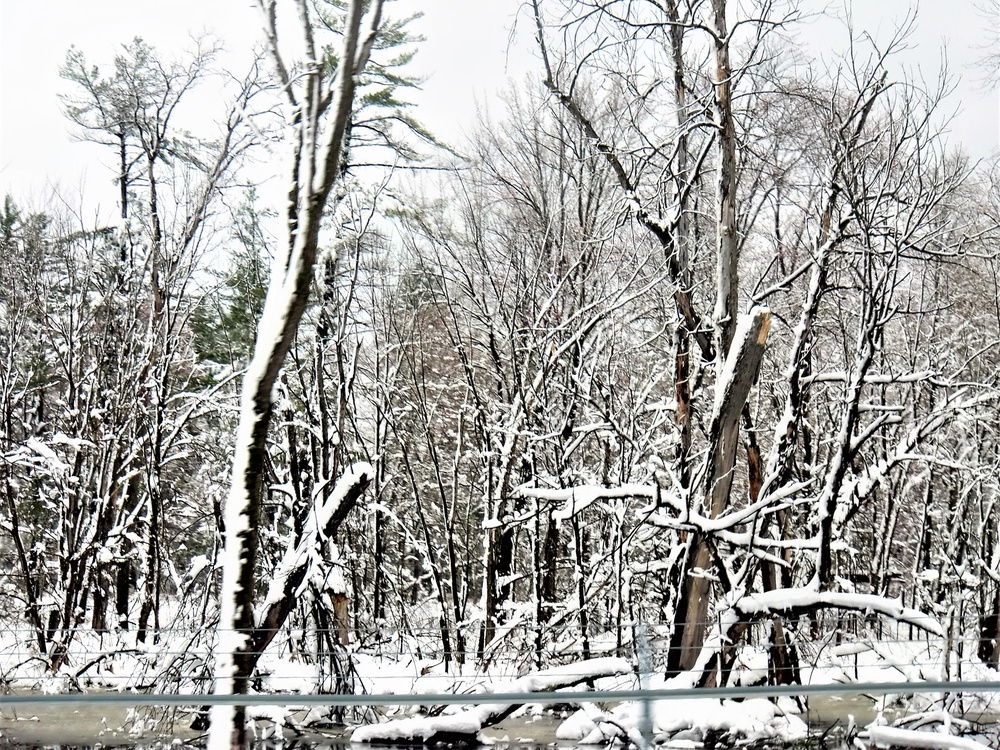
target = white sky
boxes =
[0,0,996,220]
[0,0,536,218]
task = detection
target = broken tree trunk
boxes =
[668,308,771,675]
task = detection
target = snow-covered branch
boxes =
[251,463,373,657]
[732,589,942,637]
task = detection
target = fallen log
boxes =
[350,657,633,744]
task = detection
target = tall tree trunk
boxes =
[208,1,383,747]
[710,0,739,356]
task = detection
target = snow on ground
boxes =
[799,635,1000,714]
[555,676,808,745]
[3,622,1000,746]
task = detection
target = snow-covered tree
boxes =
[209,0,388,746]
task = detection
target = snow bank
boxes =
[867,725,993,749]
[561,696,808,745]
[352,714,485,743]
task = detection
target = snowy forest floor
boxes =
[3,633,1000,748]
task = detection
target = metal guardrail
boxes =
[3,681,1000,706]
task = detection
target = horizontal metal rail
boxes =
[3,681,1000,706]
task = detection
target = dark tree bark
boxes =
[668,309,771,674]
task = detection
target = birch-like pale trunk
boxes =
[208,1,383,747]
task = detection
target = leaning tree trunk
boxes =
[668,309,771,675]
[208,1,383,748]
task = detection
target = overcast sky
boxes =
[0,0,996,220]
